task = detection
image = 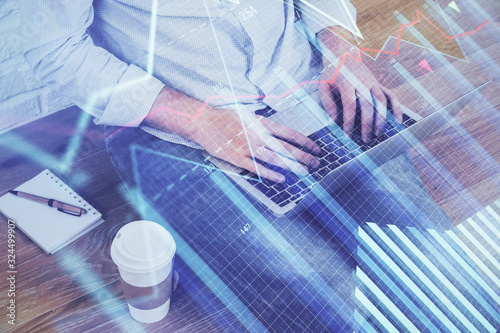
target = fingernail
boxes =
[311,157,320,168]
[277,174,286,183]
[295,165,309,176]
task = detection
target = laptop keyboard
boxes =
[242,114,418,208]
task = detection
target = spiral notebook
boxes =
[0,169,104,254]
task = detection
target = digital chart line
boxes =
[151,11,499,121]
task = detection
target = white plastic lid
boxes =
[111,221,176,273]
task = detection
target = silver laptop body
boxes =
[206,81,489,217]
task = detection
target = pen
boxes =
[8,190,87,216]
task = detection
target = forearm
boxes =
[317,26,359,58]
[141,87,208,142]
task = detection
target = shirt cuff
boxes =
[298,0,358,35]
[96,64,165,127]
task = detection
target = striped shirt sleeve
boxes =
[20,0,164,127]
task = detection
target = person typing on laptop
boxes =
[21,0,451,330]
[22,0,401,183]
[140,26,403,183]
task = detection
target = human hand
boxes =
[189,107,321,183]
[317,28,402,142]
[143,87,321,183]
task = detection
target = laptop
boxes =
[205,81,490,216]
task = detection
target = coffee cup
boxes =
[111,220,176,323]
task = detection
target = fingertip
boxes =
[396,108,403,123]
[312,143,322,155]
[386,92,402,123]
[266,168,286,183]
[303,137,321,155]
[292,164,308,177]
[362,122,372,143]
[276,173,286,183]
[361,106,374,143]
[375,113,386,137]
[362,132,371,143]
[310,156,320,168]
[329,112,338,124]
[343,117,354,139]
[392,105,403,123]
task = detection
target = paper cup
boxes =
[111,220,176,323]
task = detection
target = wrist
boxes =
[317,26,359,57]
[142,87,203,141]
[321,26,359,45]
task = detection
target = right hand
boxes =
[317,28,403,142]
[143,88,321,183]
[190,107,321,183]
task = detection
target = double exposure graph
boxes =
[350,0,466,59]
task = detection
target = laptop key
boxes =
[318,157,329,168]
[318,167,330,177]
[301,187,311,195]
[254,181,269,193]
[321,139,342,152]
[290,184,303,194]
[263,186,277,197]
[278,199,292,207]
[387,128,398,136]
[296,180,310,190]
[404,118,417,127]
[301,177,316,188]
[324,152,339,162]
[331,161,342,168]
[366,138,382,149]
[245,114,422,211]
[271,192,290,205]
[336,147,353,161]
[402,113,412,123]
[378,133,390,142]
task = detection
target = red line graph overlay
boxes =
[151,11,499,121]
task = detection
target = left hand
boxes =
[317,27,402,142]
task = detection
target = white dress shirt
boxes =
[21,0,357,148]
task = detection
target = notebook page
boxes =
[0,170,102,253]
